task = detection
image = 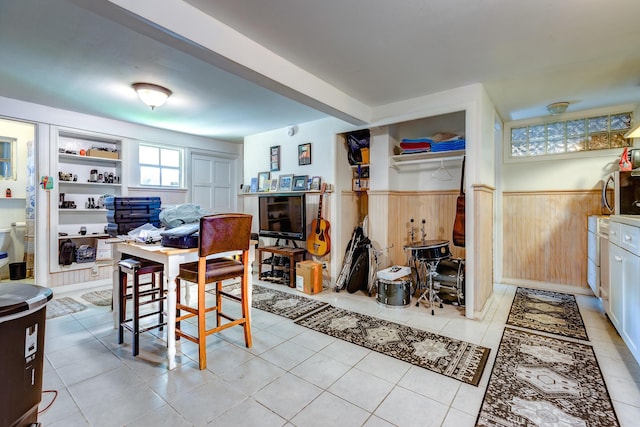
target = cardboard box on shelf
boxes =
[296,260,322,295]
[87,149,119,160]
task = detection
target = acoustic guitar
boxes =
[307,184,331,256]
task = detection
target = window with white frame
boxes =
[139,144,182,187]
[509,111,633,158]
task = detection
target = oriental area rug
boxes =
[506,287,589,341]
[476,327,619,427]
[294,305,490,386]
[46,297,86,319]
[208,283,330,320]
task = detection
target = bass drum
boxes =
[346,249,369,294]
[433,258,465,305]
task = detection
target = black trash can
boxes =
[0,283,52,427]
[9,262,27,280]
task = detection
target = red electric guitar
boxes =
[307,184,331,256]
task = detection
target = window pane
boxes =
[160,148,180,167]
[140,166,160,186]
[547,139,566,154]
[588,116,608,133]
[528,124,545,141]
[161,168,179,187]
[611,132,630,148]
[587,133,609,150]
[567,137,586,152]
[546,122,564,139]
[511,127,527,141]
[529,140,545,156]
[140,145,159,165]
[610,113,632,131]
[566,119,585,136]
[512,141,527,157]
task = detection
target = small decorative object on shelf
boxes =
[310,176,321,191]
[293,175,308,191]
[257,171,270,192]
[279,174,293,192]
[5,188,10,198]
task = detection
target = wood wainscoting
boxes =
[473,185,494,313]
[502,189,604,290]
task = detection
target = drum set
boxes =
[377,218,465,314]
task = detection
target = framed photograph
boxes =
[270,178,278,192]
[293,175,308,191]
[257,171,270,192]
[278,174,294,192]
[310,176,322,191]
[270,145,280,172]
[250,177,258,193]
[298,142,311,166]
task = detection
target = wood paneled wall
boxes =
[502,190,604,289]
[473,185,494,311]
[368,190,465,267]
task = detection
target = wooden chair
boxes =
[175,213,253,369]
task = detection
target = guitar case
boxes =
[345,228,370,294]
[346,249,369,293]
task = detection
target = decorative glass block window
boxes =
[139,144,182,187]
[510,112,632,158]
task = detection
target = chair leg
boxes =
[241,273,252,348]
[118,271,126,344]
[216,281,222,327]
[133,270,140,357]
[175,278,181,341]
[197,277,207,370]
[157,271,164,331]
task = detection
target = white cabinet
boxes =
[50,128,124,273]
[608,217,640,365]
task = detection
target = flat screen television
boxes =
[258,193,306,241]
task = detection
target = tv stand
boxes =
[257,246,307,288]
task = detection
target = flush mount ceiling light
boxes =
[132,82,172,110]
[546,102,569,115]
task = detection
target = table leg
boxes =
[166,272,177,370]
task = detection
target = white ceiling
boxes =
[1,0,640,143]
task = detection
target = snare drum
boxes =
[404,239,451,262]
[377,277,412,308]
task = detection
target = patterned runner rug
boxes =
[506,287,588,341]
[294,305,490,386]
[46,297,86,319]
[207,284,330,320]
[476,327,619,426]
[81,290,113,306]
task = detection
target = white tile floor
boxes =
[38,279,640,427]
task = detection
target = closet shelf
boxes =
[390,150,465,169]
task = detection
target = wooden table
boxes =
[112,241,255,370]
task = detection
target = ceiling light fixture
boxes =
[132,82,172,110]
[546,102,569,115]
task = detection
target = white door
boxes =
[190,153,236,213]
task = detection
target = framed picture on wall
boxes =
[298,142,311,166]
[270,145,280,172]
[279,174,293,192]
[257,171,270,192]
[293,175,308,191]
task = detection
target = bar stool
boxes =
[118,258,166,356]
[175,213,252,370]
